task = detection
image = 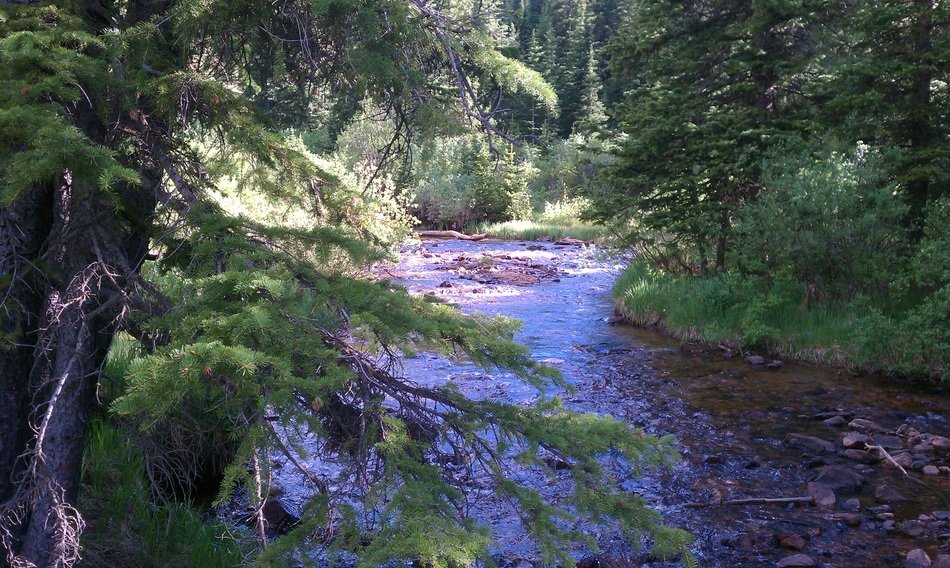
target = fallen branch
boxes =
[686,496,814,508]
[418,230,487,241]
[866,444,908,475]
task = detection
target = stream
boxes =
[269,239,950,567]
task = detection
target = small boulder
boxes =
[873,435,904,450]
[875,485,907,502]
[932,511,950,521]
[746,355,767,365]
[813,465,865,493]
[885,451,915,469]
[807,482,836,507]
[849,418,887,433]
[843,432,871,449]
[842,449,879,464]
[823,415,848,427]
[932,436,950,454]
[906,549,932,568]
[767,359,783,369]
[923,465,940,476]
[934,555,950,568]
[786,433,836,454]
[438,280,454,288]
[777,554,817,567]
[779,534,807,551]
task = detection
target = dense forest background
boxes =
[0,0,946,566]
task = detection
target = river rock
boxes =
[786,433,836,454]
[777,554,817,567]
[875,484,907,502]
[438,280,453,287]
[849,418,887,433]
[779,534,807,551]
[767,359,783,369]
[746,355,766,365]
[841,497,861,511]
[906,549,932,568]
[843,432,871,449]
[932,436,950,454]
[823,415,848,427]
[885,451,915,469]
[874,435,904,450]
[807,482,836,507]
[831,512,861,526]
[935,555,950,568]
[933,511,950,521]
[842,449,879,464]
[812,465,865,493]
[923,465,940,476]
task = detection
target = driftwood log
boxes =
[418,230,488,241]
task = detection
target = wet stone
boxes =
[849,418,888,433]
[779,534,807,551]
[923,465,940,476]
[807,482,836,507]
[823,415,848,427]
[906,549,932,568]
[786,433,836,454]
[935,555,950,568]
[843,432,871,449]
[746,355,767,365]
[903,521,925,537]
[873,435,904,450]
[933,511,950,521]
[776,553,817,567]
[842,449,879,464]
[841,498,861,512]
[875,485,907,502]
[812,465,865,493]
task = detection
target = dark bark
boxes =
[1,167,156,566]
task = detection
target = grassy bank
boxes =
[613,262,947,380]
[470,220,606,241]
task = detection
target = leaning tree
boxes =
[0,0,690,566]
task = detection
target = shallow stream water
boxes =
[271,239,950,567]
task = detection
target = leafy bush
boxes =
[734,140,908,301]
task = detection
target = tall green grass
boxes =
[613,261,943,378]
[80,420,250,567]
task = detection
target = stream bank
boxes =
[267,239,950,567]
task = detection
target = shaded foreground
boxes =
[267,239,949,567]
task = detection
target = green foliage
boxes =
[79,420,250,567]
[734,139,908,301]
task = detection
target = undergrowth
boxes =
[613,261,947,380]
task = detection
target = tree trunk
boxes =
[0,169,152,567]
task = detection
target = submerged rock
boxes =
[776,553,817,567]
[906,549,932,568]
[786,433,836,454]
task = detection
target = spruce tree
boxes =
[0,1,690,566]
[591,0,822,269]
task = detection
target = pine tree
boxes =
[0,1,689,566]
[822,0,949,234]
[591,0,822,269]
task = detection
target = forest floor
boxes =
[275,239,950,567]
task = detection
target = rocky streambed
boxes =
[261,238,950,567]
